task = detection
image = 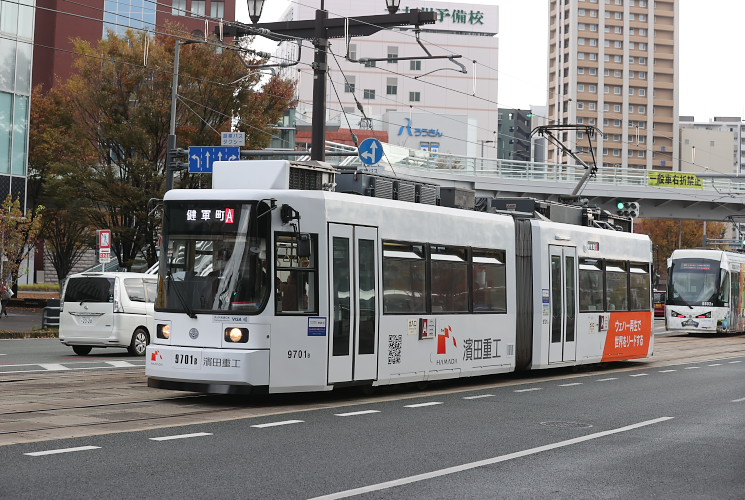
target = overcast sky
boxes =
[239,0,745,122]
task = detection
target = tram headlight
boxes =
[157,324,171,339]
[225,327,249,343]
[670,310,686,318]
[695,312,711,319]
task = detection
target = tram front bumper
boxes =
[146,345,269,391]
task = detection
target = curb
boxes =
[0,331,58,339]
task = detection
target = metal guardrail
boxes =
[334,142,745,194]
[42,300,60,329]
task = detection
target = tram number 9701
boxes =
[174,354,199,365]
[288,350,311,359]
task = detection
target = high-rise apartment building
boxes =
[547,0,678,171]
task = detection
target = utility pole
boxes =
[217,1,436,162]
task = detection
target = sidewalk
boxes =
[0,306,51,338]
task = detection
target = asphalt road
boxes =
[1,351,743,499]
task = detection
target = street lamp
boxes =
[386,0,401,14]
[247,0,265,24]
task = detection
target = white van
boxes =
[59,272,158,356]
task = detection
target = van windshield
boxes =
[157,200,271,314]
[64,277,115,303]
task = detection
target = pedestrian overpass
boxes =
[310,142,745,221]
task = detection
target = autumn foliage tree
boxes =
[0,195,44,286]
[29,25,296,273]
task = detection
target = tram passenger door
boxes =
[548,245,577,363]
[327,224,379,384]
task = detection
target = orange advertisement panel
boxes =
[601,311,653,362]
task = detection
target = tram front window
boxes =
[668,258,724,307]
[157,200,271,314]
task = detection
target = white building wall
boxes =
[278,0,499,157]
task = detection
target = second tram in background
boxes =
[666,248,745,334]
[146,160,654,395]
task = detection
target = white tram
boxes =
[146,161,654,394]
[666,248,745,334]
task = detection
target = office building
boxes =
[33,0,235,91]
[679,116,745,174]
[547,0,678,170]
[276,0,499,158]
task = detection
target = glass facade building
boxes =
[0,0,33,202]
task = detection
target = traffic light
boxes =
[616,201,640,218]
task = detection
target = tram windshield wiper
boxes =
[166,271,197,319]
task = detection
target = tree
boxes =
[28,86,96,284]
[29,25,296,271]
[0,195,44,286]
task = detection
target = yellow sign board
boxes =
[647,171,703,189]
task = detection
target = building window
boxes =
[639,88,646,96]
[172,0,187,15]
[409,91,421,102]
[386,78,397,95]
[614,104,621,112]
[344,76,355,93]
[410,60,421,71]
[191,0,205,16]
[349,44,357,60]
[363,89,375,99]
[387,46,398,63]
[210,0,224,18]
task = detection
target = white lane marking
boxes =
[684,366,701,370]
[659,369,677,373]
[149,432,212,441]
[309,417,674,500]
[251,420,304,428]
[25,446,100,456]
[40,363,67,371]
[729,360,742,364]
[596,378,618,382]
[629,373,648,377]
[514,387,542,393]
[335,410,380,417]
[732,397,745,403]
[707,363,722,367]
[559,383,583,387]
[463,394,495,400]
[105,360,138,368]
[404,402,443,408]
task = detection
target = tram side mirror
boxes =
[297,233,311,258]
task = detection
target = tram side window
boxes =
[579,259,604,311]
[605,261,628,311]
[275,233,317,314]
[430,245,468,313]
[383,241,426,314]
[472,249,507,313]
[718,270,731,306]
[628,263,651,311]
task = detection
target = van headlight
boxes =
[157,324,171,339]
[225,327,248,343]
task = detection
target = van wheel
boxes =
[72,345,92,356]
[128,328,149,356]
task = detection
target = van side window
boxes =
[124,279,147,302]
[144,280,158,303]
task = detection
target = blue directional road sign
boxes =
[358,138,383,166]
[188,146,241,173]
